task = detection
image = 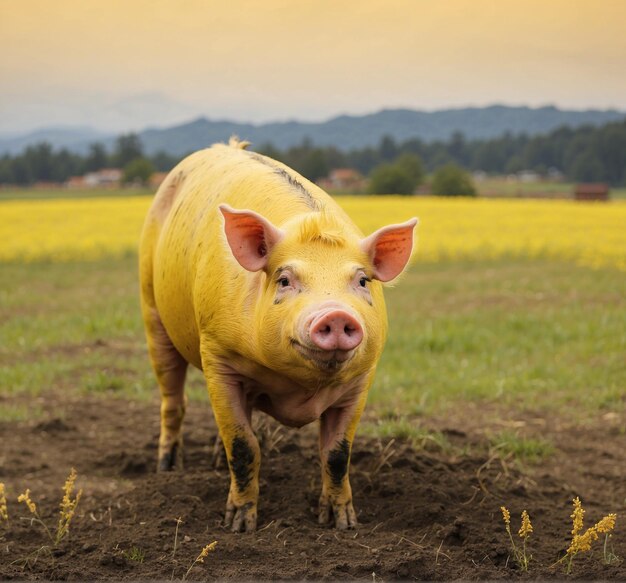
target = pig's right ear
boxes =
[219,204,285,272]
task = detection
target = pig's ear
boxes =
[219,204,285,272]
[361,218,418,282]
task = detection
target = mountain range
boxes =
[1,105,624,156]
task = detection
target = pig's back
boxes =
[142,141,355,368]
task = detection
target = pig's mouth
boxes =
[290,338,355,371]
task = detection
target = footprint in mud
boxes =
[96,451,150,477]
[34,418,74,433]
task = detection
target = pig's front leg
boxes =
[203,360,260,533]
[318,391,367,530]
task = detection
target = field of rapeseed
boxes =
[1,195,625,270]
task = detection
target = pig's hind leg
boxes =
[143,305,188,471]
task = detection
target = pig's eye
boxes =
[359,276,370,287]
[278,277,290,288]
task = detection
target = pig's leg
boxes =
[202,362,260,533]
[143,306,188,471]
[318,392,367,530]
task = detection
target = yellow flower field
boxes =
[1,195,625,270]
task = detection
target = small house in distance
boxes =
[317,168,366,193]
[574,183,610,201]
[84,168,123,188]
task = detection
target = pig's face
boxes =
[220,205,417,381]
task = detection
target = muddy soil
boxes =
[0,394,624,580]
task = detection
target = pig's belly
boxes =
[252,391,325,427]
[245,380,360,428]
[212,355,367,428]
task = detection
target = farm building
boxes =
[84,168,123,188]
[65,176,87,189]
[574,183,610,201]
[317,168,366,193]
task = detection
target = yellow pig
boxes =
[139,138,417,532]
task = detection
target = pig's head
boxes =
[219,204,417,381]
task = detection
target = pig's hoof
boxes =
[157,442,183,472]
[318,496,358,530]
[224,500,257,533]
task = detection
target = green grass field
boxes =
[2,256,624,430]
[475,177,626,199]
[0,187,153,201]
[1,180,625,201]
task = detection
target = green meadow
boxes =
[2,255,624,430]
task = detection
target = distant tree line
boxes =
[260,120,626,186]
[1,118,625,187]
[0,134,177,186]
[259,119,626,186]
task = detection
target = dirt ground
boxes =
[0,393,624,581]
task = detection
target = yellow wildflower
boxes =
[568,527,599,554]
[59,468,78,515]
[56,468,83,543]
[568,512,617,555]
[595,513,616,534]
[571,497,584,537]
[518,510,533,538]
[564,498,618,573]
[17,489,37,514]
[197,541,218,564]
[0,483,8,521]
[500,506,511,525]
[183,541,218,580]
[1,195,625,271]
[500,506,532,571]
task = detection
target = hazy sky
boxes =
[2,0,626,133]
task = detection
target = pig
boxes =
[139,138,417,532]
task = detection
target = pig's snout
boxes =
[309,310,363,351]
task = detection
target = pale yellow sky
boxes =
[1,0,625,132]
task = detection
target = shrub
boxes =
[123,157,155,185]
[431,164,477,196]
[368,164,415,195]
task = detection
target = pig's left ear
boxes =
[219,204,285,272]
[361,218,419,282]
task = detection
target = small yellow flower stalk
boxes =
[571,496,584,538]
[18,487,54,541]
[563,497,617,574]
[0,483,8,523]
[183,541,218,580]
[17,489,38,515]
[500,506,532,571]
[197,541,218,563]
[56,468,83,544]
[16,469,83,545]
[501,506,510,526]
[517,510,533,571]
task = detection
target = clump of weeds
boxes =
[556,496,618,574]
[499,496,619,574]
[124,546,146,563]
[17,467,82,546]
[170,515,218,580]
[182,541,218,580]
[4,469,82,569]
[500,506,533,571]
[0,482,8,525]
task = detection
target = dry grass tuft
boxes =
[16,468,83,545]
[563,497,617,573]
[500,506,533,571]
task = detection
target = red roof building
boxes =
[574,183,610,201]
